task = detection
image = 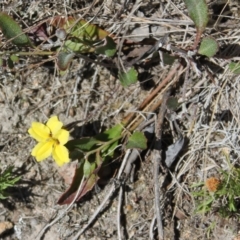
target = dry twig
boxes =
[151,91,170,240]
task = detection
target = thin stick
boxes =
[149,216,156,240]
[152,91,169,240]
[117,186,124,240]
[122,62,181,127]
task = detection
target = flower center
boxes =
[48,134,60,146]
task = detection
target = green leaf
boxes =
[66,124,123,159]
[51,17,111,53]
[228,62,240,74]
[183,0,208,48]
[95,36,116,57]
[183,0,208,31]
[97,124,123,158]
[126,131,147,150]
[66,137,100,152]
[83,160,91,177]
[229,202,236,212]
[57,52,75,70]
[57,124,123,205]
[162,52,177,65]
[69,19,109,40]
[0,194,8,199]
[95,151,102,166]
[10,54,19,62]
[118,67,138,87]
[64,39,92,53]
[198,37,218,57]
[166,97,180,111]
[0,166,20,199]
[97,124,123,141]
[191,182,204,188]
[0,12,32,46]
[83,160,96,177]
[7,57,14,69]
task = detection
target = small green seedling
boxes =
[0,166,20,199]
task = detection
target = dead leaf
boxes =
[57,160,78,185]
[174,208,187,220]
[0,221,13,235]
[57,164,101,205]
[165,136,185,168]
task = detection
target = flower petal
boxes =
[52,145,69,166]
[47,116,63,136]
[55,129,69,145]
[31,141,53,161]
[28,122,50,142]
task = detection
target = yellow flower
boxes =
[28,116,70,166]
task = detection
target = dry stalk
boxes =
[152,92,169,240]
[122,62,183,132]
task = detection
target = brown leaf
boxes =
[57,164,101,205]
[174,208,187,220]
[57,160,78,185]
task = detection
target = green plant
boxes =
[0,166,20,199]
[0,13,139,86]
[28,116,148,204]
[4,0,225,206]
[192,166,240,218]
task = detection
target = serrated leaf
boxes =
[198,37,218,57]
[95,36,116,57]
[0,12,32,46]
[126,131,147,150]
[228,62,240,74]
[57,52,75,71]
[118,67,138,87]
